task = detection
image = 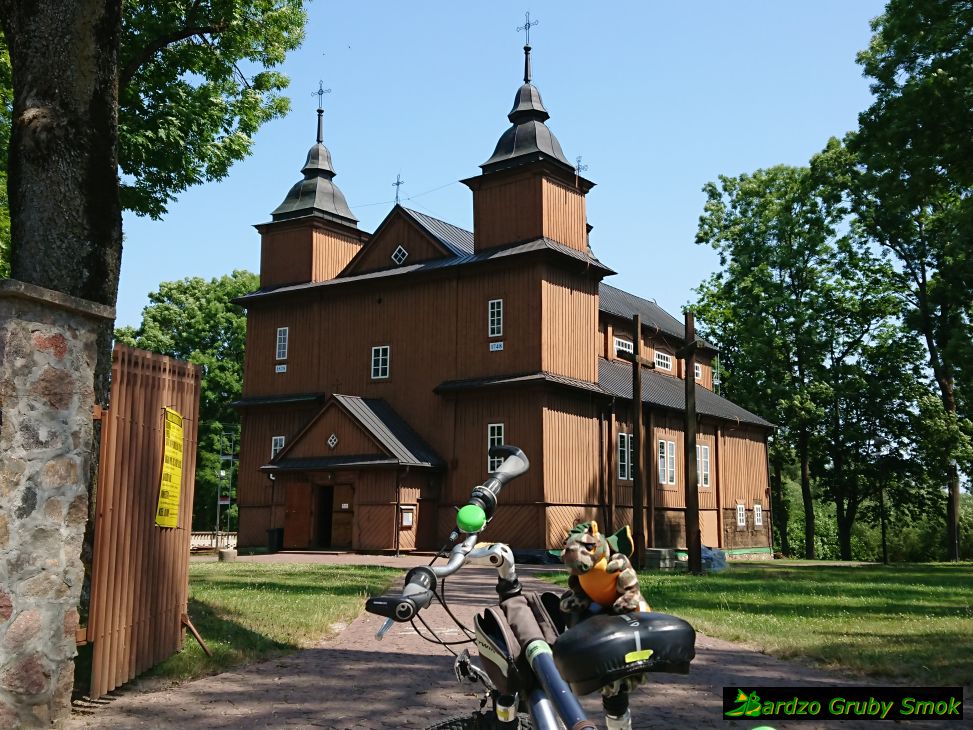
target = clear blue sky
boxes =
[116,0,887,328]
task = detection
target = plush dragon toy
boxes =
[559,520,649,617]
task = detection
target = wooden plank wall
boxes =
[471,173,543,249]
[541,269,598,382]
[720,425,770,507]
[88,345,201,699]
[344,214,446,275]
[541,178,587,252]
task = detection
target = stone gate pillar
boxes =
[0,280,114,727]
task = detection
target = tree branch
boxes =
[120,22,226,91]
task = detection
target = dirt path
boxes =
[67,555,950,730]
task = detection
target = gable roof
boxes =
[265,394,444,471]
[599,357,772,429]
[599,283,716,351]
[400,207,474,256]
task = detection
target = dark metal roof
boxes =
[262,455,398,472]
[401,207,474,256]
[271,111,358,225]
[237,235,613,303]
[436,371,606,396]
[481,46,572,174]
[332,394,444,468]
[230,393,327,409]
[599,283,716,351]
[599,358,772,428]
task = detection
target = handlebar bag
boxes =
[552,612,696,695]
[473,591,566,695]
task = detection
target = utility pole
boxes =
[676,311,702,574]
[616,314,656,567]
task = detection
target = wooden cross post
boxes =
[676,311,703,574]
[615,314,655,568]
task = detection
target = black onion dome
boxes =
[481,45,572,174]
[271,110,358,225]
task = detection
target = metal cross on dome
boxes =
[517,11,539,45]
[312,80,331,110]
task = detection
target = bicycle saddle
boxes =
[552,612,696,695]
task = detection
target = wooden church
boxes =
[234,41,773,555]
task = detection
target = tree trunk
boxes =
[798,428,815,559]
[3,1,123,308]
[771,458,790,555]
[0,1,122,722]
[835,498,858,561]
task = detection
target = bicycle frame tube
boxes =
[525,641,596,730]
[527,688,560,729]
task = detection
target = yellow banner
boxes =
[156,407,184,528]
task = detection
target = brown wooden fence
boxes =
[87,344,201,698]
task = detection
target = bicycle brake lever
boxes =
[375,618,394,641]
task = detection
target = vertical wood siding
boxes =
[541,178,587,252]
[88,345,201,698]
[541,268,598,382]
[285,403,381,458]
[311,227,365,282]
[542,392,601,505]
[471,173,543,249]
[719,426,769,507]
[260,221,365,287]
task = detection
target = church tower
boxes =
[462,37,594,253]
[257,86,367,288]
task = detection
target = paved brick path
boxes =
[67,554,951,730]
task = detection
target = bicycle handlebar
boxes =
[365,446,529,627]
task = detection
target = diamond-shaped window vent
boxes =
[328,433,338,449]
[391,245,409,266]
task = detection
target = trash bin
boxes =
[267,527,284,553]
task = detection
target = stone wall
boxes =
[0,281,113,727]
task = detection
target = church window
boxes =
[618,432,634,480]
[391,245,409,266]
[488,299,503,337]
[276,327,288,360]
[488,423,505,472]
[371,345,390,379]
[655,351,672,371]
[658,439,676,484]
[614,337,634,356]
[754,504,763,527]
[696,444,710,487]
[271,436,285,458]
[695,363,702,381]
[737,504,747,528]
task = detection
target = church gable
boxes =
[277,400,386,461]
[341,206,456,276]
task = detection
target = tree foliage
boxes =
[0,0,307,271]
[850,0,972,558]
[116,270,257,530]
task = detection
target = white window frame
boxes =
[276,327,289,361]
[736,504,746,528]
[391,245,409,266]
[618,432,634,481]
[271,435,285,459]
[371,345,390,379]
[655,351,672,371]
[488,299,503,337]
[658,439,676,485]
[488,423,505,472]
[696,444,710,488]
[614,337,634,356]
[695,362,702,381]
[754,504,763,527]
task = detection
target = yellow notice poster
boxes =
[156,407,184,528]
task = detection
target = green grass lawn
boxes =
[542,562,972,686]
[145,562,398,682]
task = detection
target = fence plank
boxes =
[88,345,201,698]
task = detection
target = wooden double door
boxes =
[284,481,354,549]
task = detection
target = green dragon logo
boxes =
[725,689,763,718]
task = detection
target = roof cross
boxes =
[575,155,588,187]
[517,12,538,46]
[393,173,405,205]
[312,80,332,110]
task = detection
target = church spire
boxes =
[271,82,357,225]
[481,15,571,174]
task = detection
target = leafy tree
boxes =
[851,0,973,559]
[0,0,307,271]
[116,270,257,530]
[695,164,845,558]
